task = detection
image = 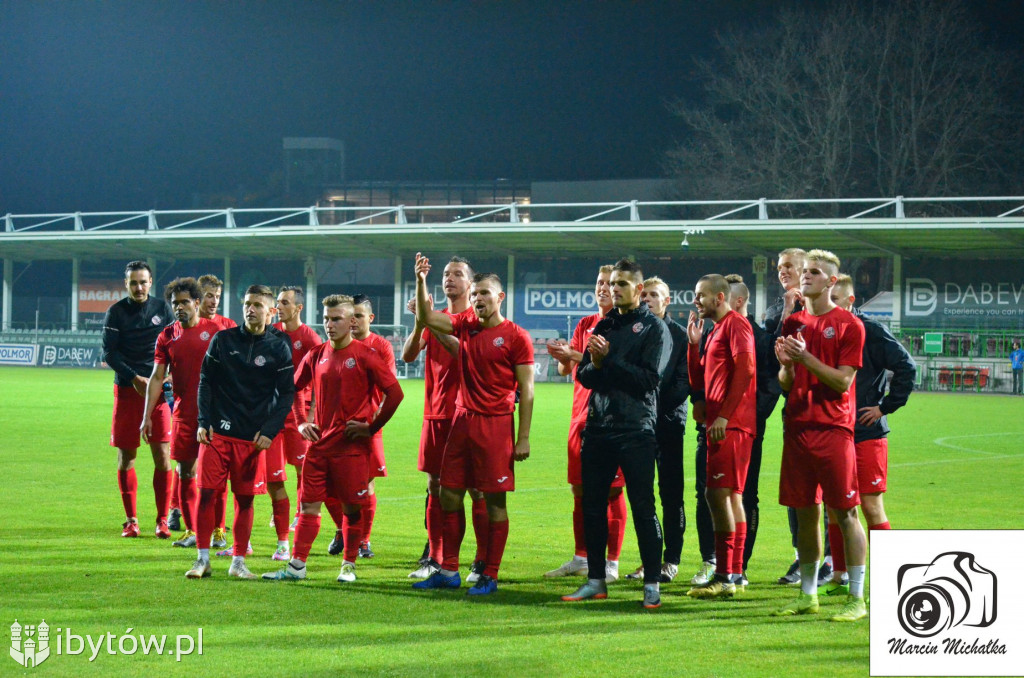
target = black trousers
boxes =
[741,416,765,570]
[655,420,686,565]
[582,429,663,584]
[693,424,715,563]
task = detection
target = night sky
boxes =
[2,0,1022,214]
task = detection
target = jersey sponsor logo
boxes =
[712,473,725,479]
[151,315,163,325]
[220,419,232,430]
[823,326,836,339]
[497,476,509,484]
[254,481,265,489]
[345,357,356,368]
[632,322,643,333]
[200,331,211,340]
[254,355,266,367]
[493,337,505,347]
[293,340,302,349]
[846,490,856,498]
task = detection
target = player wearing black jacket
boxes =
[561,259,670,609]
[186,285,295,581]
[102,260,174,538]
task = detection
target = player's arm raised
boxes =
[513,363,534,461]
[414,252,454,335]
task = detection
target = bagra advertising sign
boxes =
[903,261,1024,329]
[79,281,128,314]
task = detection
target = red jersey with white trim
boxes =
[154,317,220,424]
[294,340,399,456]
[208,314,237,331]
[423,307,474,421]
[781,306,865,433]
[450,314,534,415]
[569,313,602,424]
[274,321,323,425]
[699,310,757,435]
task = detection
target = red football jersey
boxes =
[422,307,475,421]
[358,331,398,408]
[450,314,534,415]
[699,310,756,435]
[154,317,220,423]
[293,340,399,456]
[209,314,237,331]
[569,313,602,423]
[781,306,865,433]
[274,322,323,425]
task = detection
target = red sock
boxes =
[196,493,216,549]
[868,521,891,544]
[483,519,509,579]
[215,486,228,530]
[293,513,321,562]
[169,473,180,511]
[427,493,444,562]
[117,469,137,520]
[471,498,489,562]
[180,475,197,531]
[343,510,363,562]
[153,470,172,521]
[324,498,346,529]
[441,510,465,572]
[272,498,291,542]
[572,495,587,557]
[828,522,847,573]
[362,494,377,542]
[732,522,747,576]
[232,496,254,557]
[714,531,735,577]
[606,493,627,561]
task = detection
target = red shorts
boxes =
[567,420,624,488]
[706,429,753,493]
[170,418,200,463]
[300,451,370,505]
[440,408,515,493]
[197,434,267,495]
[779,427,859,510]
[418,418,452,476]
[855,437,888,494]
[110,384,171,449]
[369,432,387,479]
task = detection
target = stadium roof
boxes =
[4,198,1024,262]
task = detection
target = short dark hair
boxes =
[471,272,503,292]
[124,260,152,279]
[244,284,275,303]
[164,277,202,302]
[278,285,304,305]
[448,255,473,273]
[612,258,643,284]
[351,294,373,312]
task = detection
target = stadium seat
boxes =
[979,368,990,389]
[962,368,978,391]
[937,368,952,390]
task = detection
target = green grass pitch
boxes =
[1,366,1021,676]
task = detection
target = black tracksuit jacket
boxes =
[852,309,917,443]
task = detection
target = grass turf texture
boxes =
[1,365,1021,677]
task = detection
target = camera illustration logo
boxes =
[897,552,997,638]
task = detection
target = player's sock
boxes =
[847,565,866,598]
[427,493,444,563]
[572,495,587,557]
[828,523,847,575]
[195,495,216,549]
[606,493,627,561]
[153,469,172,520]
[342,510,363,563]
[714,531,736,579]
[471,498,489,563]
[868,521,891,543]
[732,522,747,577]
[215,486,228,530]
[324,498,346,529]
[198,548,210,561]
[117,468,138,520]
[232,495,254,557]
[272,498,291,542]
[800,561,820,596]
[169,473,180,511]
[180,475,197,531]
[363,493,377,542]
[293,513,321,562]
[441,509,465,573]
[482,519,509,579]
